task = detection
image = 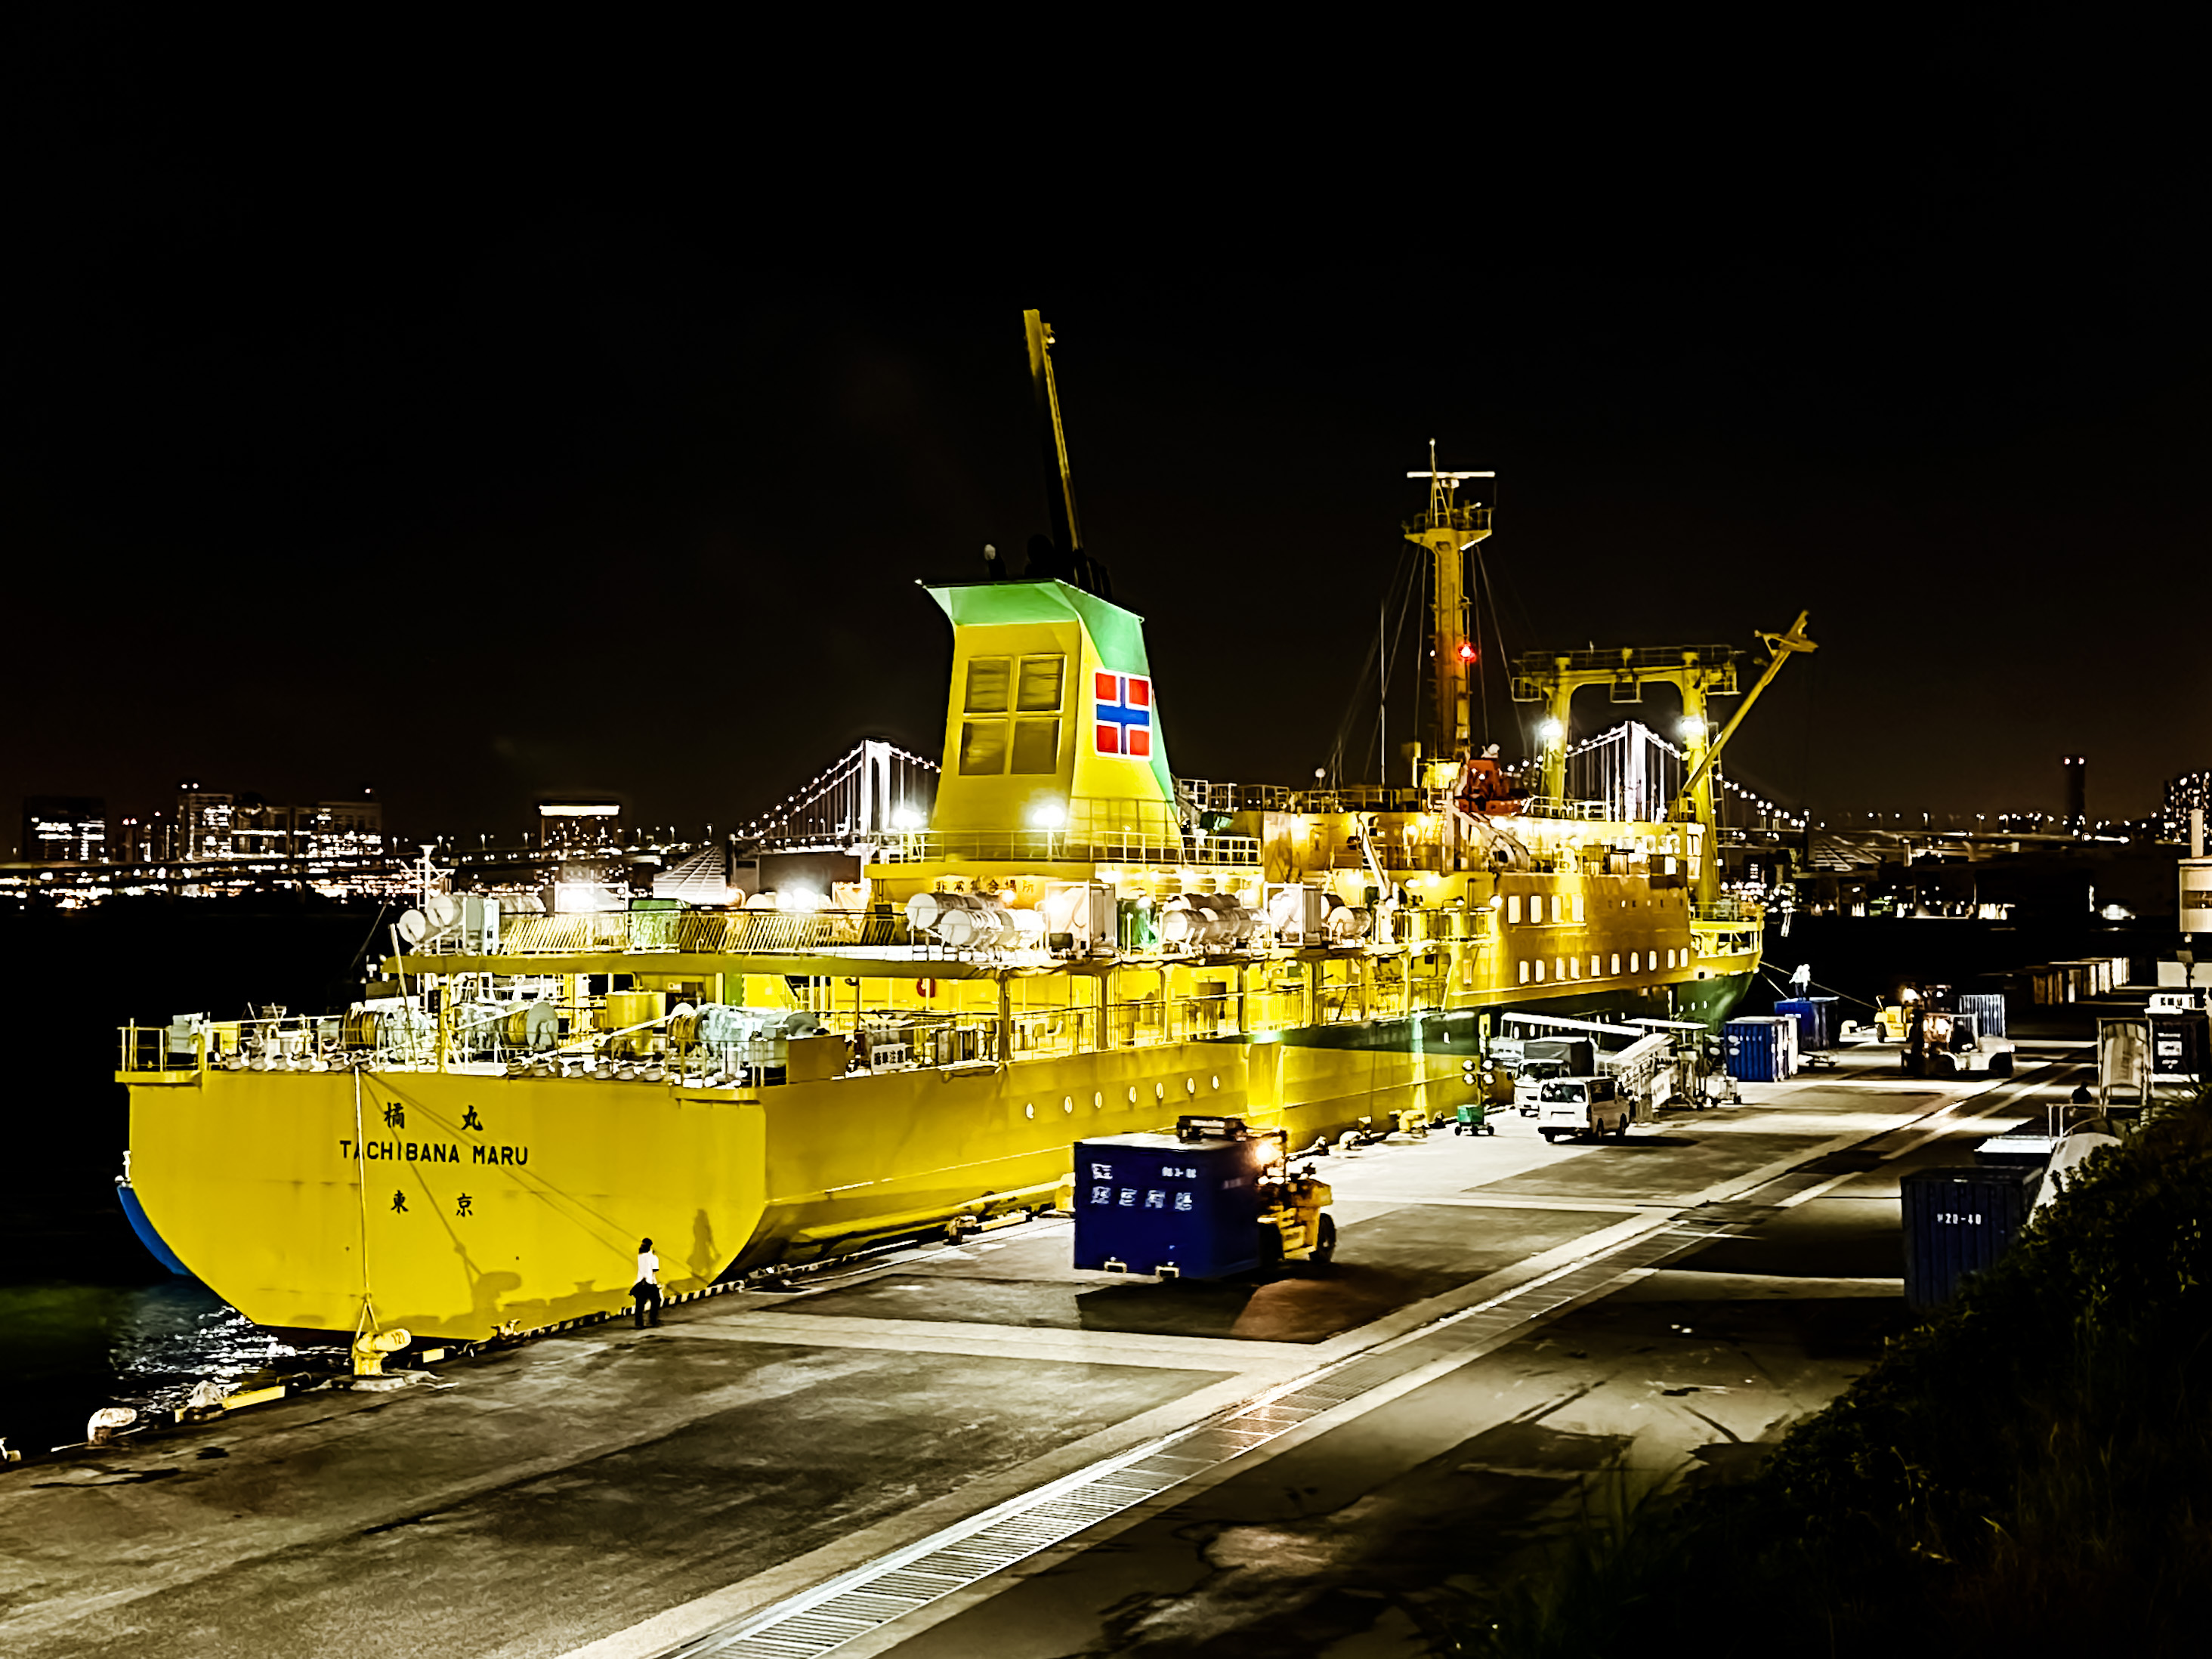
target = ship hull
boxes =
[1675,968,1757,1029]
[125,973,1760,1340]
[127,1035,1470,1340]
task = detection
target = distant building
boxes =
[177,783,235,859]
[2063,755,2087,836]
[21,796,105,862]
[539,799,625,913]
[2160,771,2211,844]
[174,782,382,860]
[300,797,383,857]
[539,799,623,853]
[110,813,171,864]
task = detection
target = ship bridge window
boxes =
[1630,952,1641,972]
[1589,954,1601,976]
[1611,953,1621,975]
[959,720,1008,775]
[1016,655,1065,712]
[1507,895,1522,924]
[1572,894,1585,923]
[965,656,1012,713]
[1010,718,1060,774]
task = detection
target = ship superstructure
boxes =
[118,314,1796,1343]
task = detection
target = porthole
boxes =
[1024,1103,1035,1119]
[1210,1074,1221,1091]
[1185,1077,1197,1095]
[1154,1081,1166,1101]
[1062,1095,1074,1114]
[1127,1086,1138,1104]
[1094,1091,1105,1108]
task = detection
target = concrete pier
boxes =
[0,1045,2083,1657]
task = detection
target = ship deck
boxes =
[2,1043,2090,1657]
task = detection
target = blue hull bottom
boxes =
[116,1177,196,1277]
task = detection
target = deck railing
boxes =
[487,910,920,956]
[868,828,1261,867]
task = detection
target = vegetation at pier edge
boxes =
[1460,1101,2212,1658]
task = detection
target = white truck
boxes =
[1537,1076,1630,1144]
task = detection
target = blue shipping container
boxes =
[1775,998,1832,1052]
[1725,1015,1795,1082]
[1901,1165,2041,1309]
[1072,1131,1271,1277]
[1808,996,1840,1049]
[1958,992,2007,1040]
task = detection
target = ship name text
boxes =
[340,1138,530,1166]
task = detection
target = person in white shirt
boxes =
[632,1237,662,1329]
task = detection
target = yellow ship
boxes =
[119,314,1801,1343]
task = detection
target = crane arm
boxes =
[1668,612,1815,819]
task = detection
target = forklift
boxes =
[1894,985,2016,1078]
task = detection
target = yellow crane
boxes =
[1511,613,1815,906]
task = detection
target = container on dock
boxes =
[1724,1015,1796,1082]
[1902,1165,2041,1309]
[2028,966,2068,1006]
[1775,998,1816,1051]
[1775,996,1840,1051]
[1072,1129,1269,1277]
[1957,992,2008,1040]
[1809,995,1840,1048]
[2052,959,2112,997]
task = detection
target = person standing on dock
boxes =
[632,1238,662,1330]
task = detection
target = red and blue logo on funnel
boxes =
[1093,671,1152,758]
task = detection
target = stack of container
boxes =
[1723,1015,1798,1082]
[2027,959,2128,1005]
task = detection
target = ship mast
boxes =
[1401,443,1494,773]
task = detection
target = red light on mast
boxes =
[1457,640,1477,663]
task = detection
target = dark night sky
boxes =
[5,21,2205,848]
